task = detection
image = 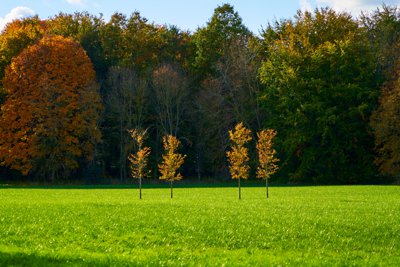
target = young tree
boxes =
[128,129,151,199]
[158,135,186,198]
[256,129,279,198]
[226,122,252,199]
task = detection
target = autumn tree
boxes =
[159,135,186,198]
[0,35,102,180]
[226,123,252,199]
[128,129,151,199]
[256,129,279,198]
[0,17,46,106]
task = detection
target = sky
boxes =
[1,0,400,34]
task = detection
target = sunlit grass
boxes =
[0,186,399,266]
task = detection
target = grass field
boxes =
[0,185,399,266]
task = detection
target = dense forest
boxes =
[1,4,400,184]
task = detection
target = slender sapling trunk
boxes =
[139,177,142,200]
[170,180,173,199]
[266,178,269,199]
[238,178,241,200]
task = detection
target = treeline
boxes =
[1,4,400,184]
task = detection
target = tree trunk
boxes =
[170,180,173,199]
[238,178,241,200]
[139,177,142,200]
[196,149,201,181]
[266,178,269,199]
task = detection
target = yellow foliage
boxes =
[128,129,151,180]
[158,135,186,182]
[256,129,279,180]
[226,122,252,180]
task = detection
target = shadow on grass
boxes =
[0,251,105,267]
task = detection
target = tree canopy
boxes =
[0,35,102,180]
[0,4,399,184]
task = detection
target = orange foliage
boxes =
[256,129,279,180]
[226,122,252,180]
[0,35,102,179]
[0,17,46,90]
[158,135,186,182]
[128,129,151,180]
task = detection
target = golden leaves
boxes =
[256,129,279,180]
[227,123,279,181]
[158,135,186,182]
[227,122,252,180]
[128,129,151,180]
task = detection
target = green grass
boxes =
[0,186,399,266]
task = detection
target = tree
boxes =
[47,12,107,78]
[226,122,252,199]
[193,4,251,76]
[128,129,151,199]
[361,5,400,80]
[259,8,378,183]
[195,37,263,177]
[152,63,189,136]
[106,67,148,180]
[370,59,400,178]
[191,4,257,179]
[0,17,46,106]
[158,135,186,198]
[0,35,102,180]
[256,129,279,198]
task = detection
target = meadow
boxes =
[0,185,399,266]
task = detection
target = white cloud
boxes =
[316,0,400,15]
[0,6,35,31]
[65,0,85,5]
[300,0,313,11]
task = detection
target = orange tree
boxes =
[128,129,151,199]
[158,135,186,198]
[226,122,252,199]
[0,35,102,180]
[256,129,279,198]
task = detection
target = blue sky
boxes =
[1,1,400,33]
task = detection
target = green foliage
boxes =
[361,5,400,79]
[259,8,379,183]
[193,3,251,76]
[47,12,108,79]
[0,186,399,265]
[2,5,400,183]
